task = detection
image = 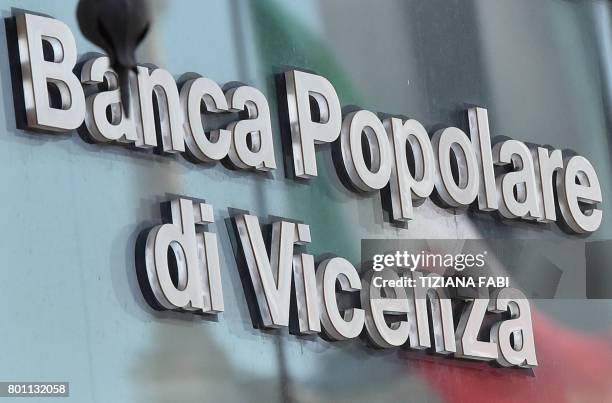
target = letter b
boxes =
[16,13,85,131]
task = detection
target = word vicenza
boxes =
[138,197,537,369]
[14,13,603,234]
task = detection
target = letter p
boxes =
[284,70,342,178]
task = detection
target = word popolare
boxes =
[16,13,602,234]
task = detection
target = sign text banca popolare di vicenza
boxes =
[11,11,606,369]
